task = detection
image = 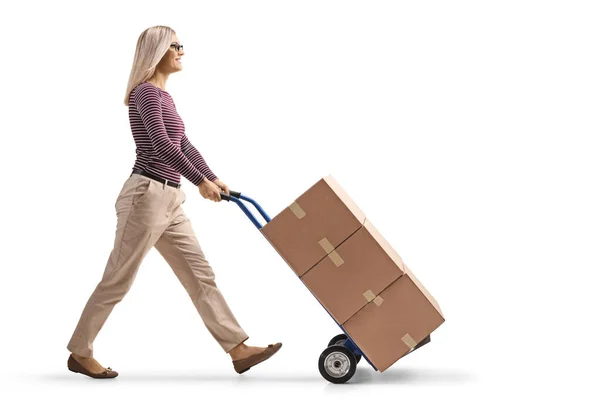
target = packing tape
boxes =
[363,289,375,302]
[318,237,335,254]
[402,333,417,350]
[373,296,384,306]
[289,202,306,219]
[328,250,344,267]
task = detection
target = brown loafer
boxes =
[232,342,282,374]
[68,355,118,379]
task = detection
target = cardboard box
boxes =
[260,175,366,276]
[301,218,405,324]
[342,266,445,372]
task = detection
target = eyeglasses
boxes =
[170,43,183,52]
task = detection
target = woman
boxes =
[66,25,282,379]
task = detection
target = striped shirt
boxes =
[128,82,218,186]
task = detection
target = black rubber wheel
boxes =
[318,345,357,384]
[328,334,362,364]
[328,334,348,347]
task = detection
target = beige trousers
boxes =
[67,173,249,358]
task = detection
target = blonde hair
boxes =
[123,25,175,106]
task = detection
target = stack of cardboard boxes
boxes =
[260,175,444,372]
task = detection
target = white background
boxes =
[1,0,599,398]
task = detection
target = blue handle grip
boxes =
[220,191,271,229]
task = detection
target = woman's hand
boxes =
[212,178,230,196]
[197,178,222,202]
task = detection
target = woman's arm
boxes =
[181,133,219,182]
[134,84,206,185]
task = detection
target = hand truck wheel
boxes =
[319,345,357,384]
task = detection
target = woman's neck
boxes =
[146,73,168,91]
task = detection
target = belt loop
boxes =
[163,180,167,190]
